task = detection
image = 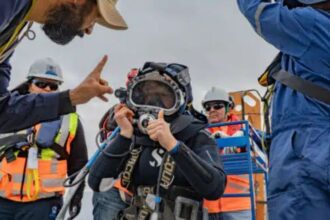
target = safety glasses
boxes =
[32,79,59,91]
[204,103,226,112]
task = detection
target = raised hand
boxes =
[69,55,113,105]
[114,104,134,138]
[147,110,177,151]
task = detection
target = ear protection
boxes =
[225,104,230,114]
[228,96,235,110]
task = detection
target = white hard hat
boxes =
[27,58,63,83]
[96,0,128,30]
[202,87,230,107]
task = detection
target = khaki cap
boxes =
[96,0,128,30]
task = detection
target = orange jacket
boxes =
[204,115,251,213]
[0,113,78,202]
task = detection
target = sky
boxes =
[9,1,277,218]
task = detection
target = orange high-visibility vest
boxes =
[204,117,251,213]
[0,113,78,202]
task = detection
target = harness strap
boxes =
[119,186,203,220]
[273,70,330,105]
[120,147,143,189]
[49,143,69,160]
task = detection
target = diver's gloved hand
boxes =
[67,181,84,220]
[68,193,82,220]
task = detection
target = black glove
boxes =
[67,183,84,220]
[68,201,81,220]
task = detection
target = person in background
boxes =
[0,58,88,220]
[202,87,251,220]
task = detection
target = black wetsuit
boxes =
[88,114,226,201]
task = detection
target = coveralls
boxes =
[237,1,330,219]
[0,0,75,133]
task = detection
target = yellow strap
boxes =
[26,169,39,201]
[69,113,79,136]
[0,0,36,57]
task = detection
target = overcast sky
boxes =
[9,1,277,218]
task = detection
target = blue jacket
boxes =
[237,0,330,134]
[0,0,75,133]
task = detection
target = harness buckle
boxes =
[27,131,35,147]
[174,196,199,220]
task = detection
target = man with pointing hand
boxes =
[0,0,127,132]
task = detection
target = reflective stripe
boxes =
[12,174,24,183]
[51,160,57,173]
[0,130,28,139]
[255,2,270,37]
[227,182,250,193]
[237,174,249,180]
[56,115,71,147]
[38,192,57,199]
[12,189,23,196]
[42,178,64,188]
[0,190,5,197]
[69,113,79,136]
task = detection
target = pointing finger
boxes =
[90,55,108,78]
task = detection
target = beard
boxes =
[42,2,94,45]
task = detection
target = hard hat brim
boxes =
[96,0,128,30]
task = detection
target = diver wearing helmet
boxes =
[88,62,226,220]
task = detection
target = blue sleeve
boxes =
[0,90,76,133]
[237,0,316,57]
[0,57,11,93]
[0,0,14,31]
[0,0,28,32]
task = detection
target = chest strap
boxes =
[120,148,176,196]
[121,147,143,189]
[272,70,330,105]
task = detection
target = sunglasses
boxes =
[32,79,59,91]
[204,103,226,112]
